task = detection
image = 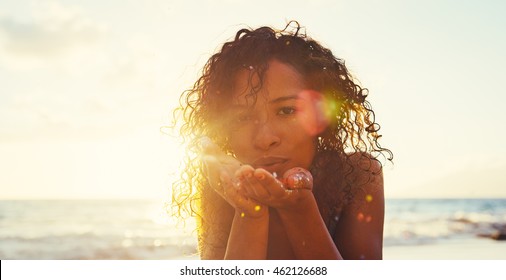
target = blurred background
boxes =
[1,0,505,259]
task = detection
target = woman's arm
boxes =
[198,186,233,260]
[236,166,342,259]
[225,210,269,259]
[199,140,270,259]
[275,192,343,259]
[332,155,384,260]
[235,153,384,260]
[199,186,270,260]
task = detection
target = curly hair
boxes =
[171,21,393,229]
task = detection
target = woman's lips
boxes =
[251,156,289,172]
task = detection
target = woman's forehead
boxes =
[230,60,306,105]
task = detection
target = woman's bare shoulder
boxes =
[334,152,385,259]
[347,152,382,172]
[345,152,384,198]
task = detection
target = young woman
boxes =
[172,22,393,260]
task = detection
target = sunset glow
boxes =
[1,0,506,200]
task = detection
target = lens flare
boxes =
[357,212,373,223]
[357,212,364,222]
[296,90,342,136]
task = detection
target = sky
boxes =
[1,0,505,200]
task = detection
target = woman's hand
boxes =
[200,137,268,218]
[235,165,314,211]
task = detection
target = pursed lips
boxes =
[251,156,289,172]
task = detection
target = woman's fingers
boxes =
[246,167,315,210]
[230,164,315,210]
[253,169,287,198]
[218,170,266,217]
[198,138,268,217]
[236,166,272,199]
[200,137,243,198]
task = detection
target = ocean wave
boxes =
[0,232,198,260]
[383,219,506,246]
[1,199,504,258]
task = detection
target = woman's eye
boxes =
[278,106,296,115]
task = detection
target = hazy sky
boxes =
[1,0,505,200]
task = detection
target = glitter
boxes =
[254,205,261,212]
[365,194,373,202]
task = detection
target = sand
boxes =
[172,238,506,260]
[383,238,506,260]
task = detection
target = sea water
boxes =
[1,199,505,259]
[384,198,506,246]
[0,200,197,259]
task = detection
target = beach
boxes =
[384,238,506,260]
[171,238,506,260]
[1,199,505,260]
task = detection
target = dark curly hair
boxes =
[171,21,393,230]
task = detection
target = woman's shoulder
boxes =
[346,151,382,171]
[345,152,384,195]
[332,152,385,259]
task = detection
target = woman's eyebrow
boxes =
[269,95,299,104]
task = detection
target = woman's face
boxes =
[226,60,321,175]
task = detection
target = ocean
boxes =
[1,199,505,259]
[0,200,198,260]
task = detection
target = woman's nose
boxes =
[253,121,281,151]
